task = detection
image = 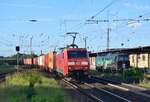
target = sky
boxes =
[0,0,150,56]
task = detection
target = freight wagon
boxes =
[39,52,56,72]
[23,58,33,65]
[96,53,130,71]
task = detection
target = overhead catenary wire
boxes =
[3,1,149,54]
[56,0,119,50]
[106,12,150,48]
[112,13,150,36]
[63,0,119,33]
[90,0,119,19]
[86,9,150,50]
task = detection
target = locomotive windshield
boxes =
[68,51,87,58]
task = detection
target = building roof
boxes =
[89,46,150,57]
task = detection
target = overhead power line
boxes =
[63,0,119,33]
[0,40,13,47]
[86,16,150,50]
[86,18,150,23]
[90,0,119,19]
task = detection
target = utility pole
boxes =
[30,37,32,54]
[40,50,43,55]
[107,28,111,51]
[107,11,110,51]
[86,19,110,51]
[28,19,37,54]
[83,36,88,49]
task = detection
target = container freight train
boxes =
[23,47,90,79]
[96,53,130,71]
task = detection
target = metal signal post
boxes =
[107,28,111,51]
[16,46,20,71]
[83,36,88,49]
[30,37,32,54]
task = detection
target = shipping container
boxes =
[33,57,38,65]
[90,56,96,70]
[23,59,26,65]
[23,58,33,65]
[47,52,56,71]
[38,56,43,66]
[42,55,47,69]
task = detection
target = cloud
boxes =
[124,2,150,11]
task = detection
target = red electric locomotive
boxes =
[56,44,89,79]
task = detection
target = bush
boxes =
[124,69,144,83]
[124,69,137,77]
[23,71,42,87]
[24,71,42,99]
[1,70,74,102]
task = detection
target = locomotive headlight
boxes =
[81,61,88,65]
[68,62,75,65]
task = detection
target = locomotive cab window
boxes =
[68,51,87,58]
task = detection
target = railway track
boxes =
[0,72,16,83]
[0,73,7,82]
[61,78,134,102]
[88,76,150,102]
[61,78,102,102]
[90,76,150,95]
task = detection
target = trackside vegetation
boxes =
[0,70,73,102]
[139,74,150,88]
[90,68,150,88]
[90,68,145,83]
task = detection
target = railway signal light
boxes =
[16,46,20,52]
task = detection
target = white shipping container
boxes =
[37,56,43,66]
[39,56,43,66]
